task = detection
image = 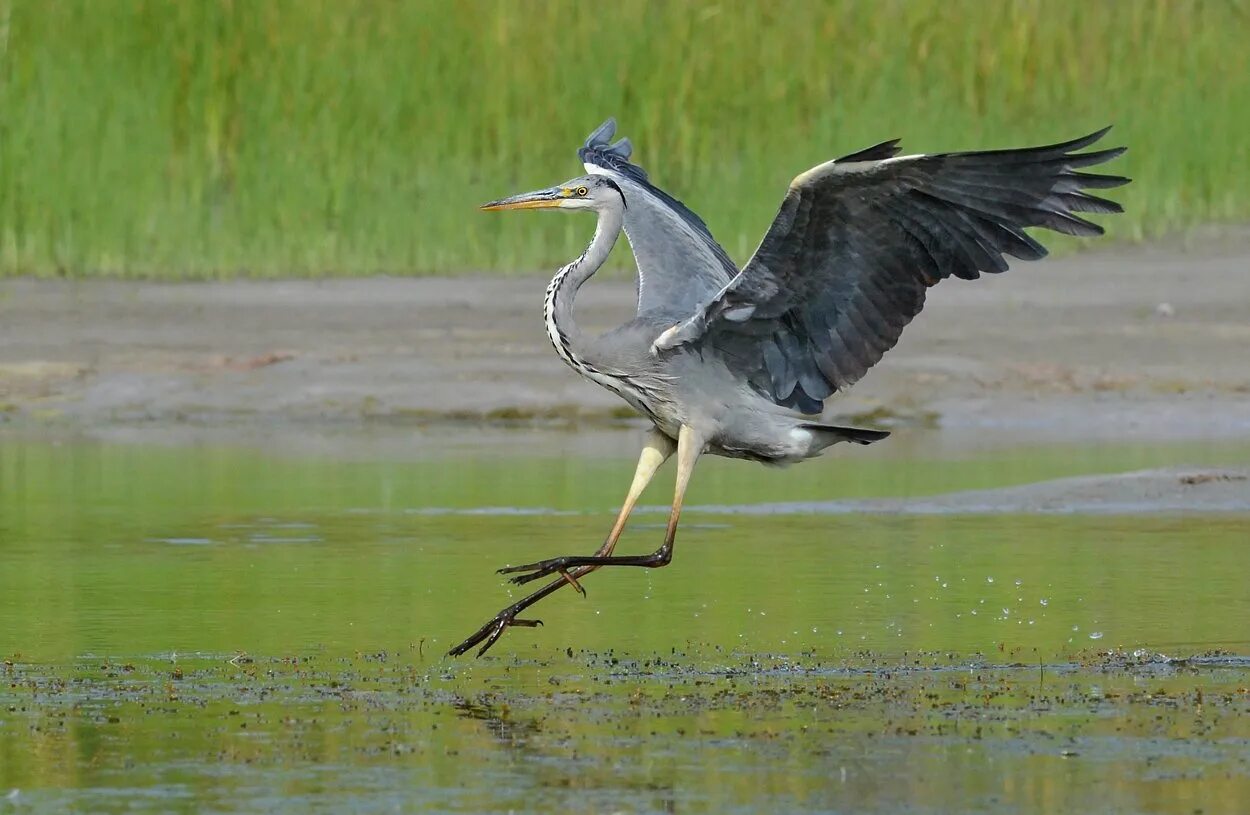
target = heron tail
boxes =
[802,423,890,448]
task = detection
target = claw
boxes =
[557,569,586,596]
[448,608,546,658]
[474,616,544,657]
[476,623,504,657]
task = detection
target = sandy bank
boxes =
[2,234,1248,444]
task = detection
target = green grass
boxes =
[0,0,1247,278]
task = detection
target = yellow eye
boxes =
[576,186,588,197]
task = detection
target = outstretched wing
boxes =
[579,119,735,318]
[655,128,1129,414]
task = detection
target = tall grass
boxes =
[0,0,1246,278]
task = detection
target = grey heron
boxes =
[450,119,1127,657]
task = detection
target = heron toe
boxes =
[447,608,546,657]
[499,556,584,589]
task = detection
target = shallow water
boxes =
[2,431,1249,813]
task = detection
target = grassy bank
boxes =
[0,0,1246,278]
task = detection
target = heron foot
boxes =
[496,561,588,595]
[447,605,543,658]
[498,551,669,586]
[499,557,591,590]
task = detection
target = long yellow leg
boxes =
[500,424,701,581]
[502,427,675,594]
[593,427,676,559]
[449,428,676,657]
[450,426,703,657]
[653,424,702,566]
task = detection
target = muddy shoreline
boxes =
[2,236,1249,446]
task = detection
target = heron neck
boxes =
[545,205,623,353]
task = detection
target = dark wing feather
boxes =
[833,139,902,164]
[656,129,1129,413]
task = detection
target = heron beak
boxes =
[480,187,566,211]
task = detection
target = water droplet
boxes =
[1014,579,1023,587]
[1089,631,1104,640]
[986,576,995,583]
[1040,598,1049,606]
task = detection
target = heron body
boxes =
[451,119,1128,657]
[536,168,880,464]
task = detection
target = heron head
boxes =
[480,175,625,213]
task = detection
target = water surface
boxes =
[1,432,1248,813]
